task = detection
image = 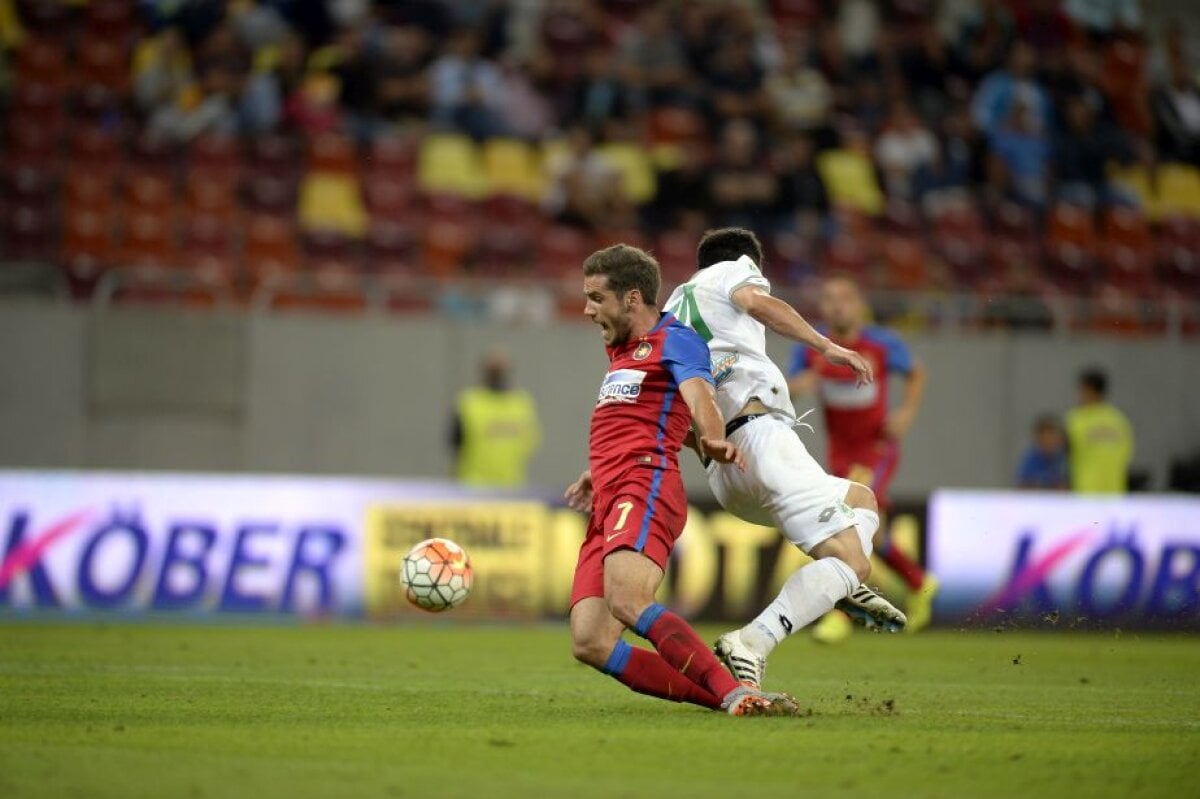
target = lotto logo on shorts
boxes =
[597,369,646,405]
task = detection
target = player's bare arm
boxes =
[678,376,745,468]
[732,285,874,386]
[885,359,927,440]
[564,470,593,513]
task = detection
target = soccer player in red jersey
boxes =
[788,274,937,632]
[564,244,793,716]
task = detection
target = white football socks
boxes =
[855,508,880,557]
[739,556,860,658]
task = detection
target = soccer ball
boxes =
[400,537,473,612]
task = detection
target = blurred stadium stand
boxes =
[0,0,1198,333]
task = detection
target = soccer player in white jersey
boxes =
[664,227,906,689]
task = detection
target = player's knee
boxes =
[571,631,613,669]
[604,592,650,630]
[845,482,878,515]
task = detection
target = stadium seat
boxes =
[303,229,359,271]
[16,0,73,38]
[129,131,179,174]
[71,127,120,168]
[363,174,419,221]
[417,133,486,199]
[365,219,420,274]
[61,206,119,295]
[536,225,594,280]
[125,170,176,212]
[244,213,302,287]
[85,0,136,41]
[1157,215,1200,293]
[0,202,54,262]
[483,138,542,200]
[597,142,656,205]
[822,235,874,283]
[185,171,239,223]
[817,149,885,216]
[1101,207,1154,291]
[656,229,699,286]
[17,37,69,88]
[647,106,706,147]
[881,200,923,235]
[366,134,418,178]
[268,263,370,313]
[190,133,242,176]
[421,217,477,276]
[119,208,179,268]
[306,133,358,175]
[1156,164,1200,218]
[245,171,298,214]
[1045,202,1098,292]
[880,234,929,291]
[76,37,130,93]
[298,171,367,237]
[182,213,239,290]
[475,224,536,275]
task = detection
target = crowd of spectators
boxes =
[1,0,1199,320]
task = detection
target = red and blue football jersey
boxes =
[590,313,714,489]
[789,325,913,449]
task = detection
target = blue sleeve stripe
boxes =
[601,639,633,676]
[634,603,668,637]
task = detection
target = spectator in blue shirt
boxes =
[1017,414,1069,490]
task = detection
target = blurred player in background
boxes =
[788,274,936,636]
[665,228,906,691]
[1066,367,1134,494]
[564,244,795,717]
[449,348,541,488]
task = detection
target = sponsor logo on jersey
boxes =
[711,352,739,387]
[632,341,653,361]
[597,369,646,405]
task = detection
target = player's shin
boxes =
[601,640,723,710]
[739,557,860,657]
[631,603,742,702]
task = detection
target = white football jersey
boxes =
[664,255,797,422]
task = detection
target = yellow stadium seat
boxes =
[1109,164,1160,219]
[483,138,542,199]
[817,148,885,216]
[417,133,486,199]
[298,171,368,238]
[597,142,657,204]
[1157,163,1200,218]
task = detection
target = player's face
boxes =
[820,279,864,335]
[583,274,631,345]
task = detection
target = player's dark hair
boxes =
[583,244,661,305]
[1079,367,1108,397]
[696,227,764,271]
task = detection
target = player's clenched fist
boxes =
[699,437,745,469]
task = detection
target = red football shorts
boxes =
[830,438,901,506]
[569,466,687,608]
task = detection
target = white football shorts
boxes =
[705,414,856,553]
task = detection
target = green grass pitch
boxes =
[1,623,1197,799]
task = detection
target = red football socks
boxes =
[602,641,722,710]
[632,604,740,700]
[879,540,926,590]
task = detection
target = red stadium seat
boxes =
[268,264,370,313]
[475,224,536,275]
[363,174,419,220]
[367,134,419,178]
[880,234,929,290]
[822,236,873,284]
[1101,207,1153,291]
[1157,215,1200,293]
[537,226,594,279]
[656,229,698,286]
[244,213,301,287]
[182,213,239,288]
[0,202,55,262]
[76,37,130,93]
[124,170,175,212]
[85,0,136,41]
[185,171,239,223]
[119,208,179,268]
[307,133,358,175]
[420,217,477,276]
[1045,202,1098,292]
[17,37,69,88]
[61,207,119,295]
[366,219,420,274]
[190,133,242,176]
[304,229,359,271]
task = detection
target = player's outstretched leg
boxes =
[604,551,794,716]
[571,597,723,710]
[716,483,903,687]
